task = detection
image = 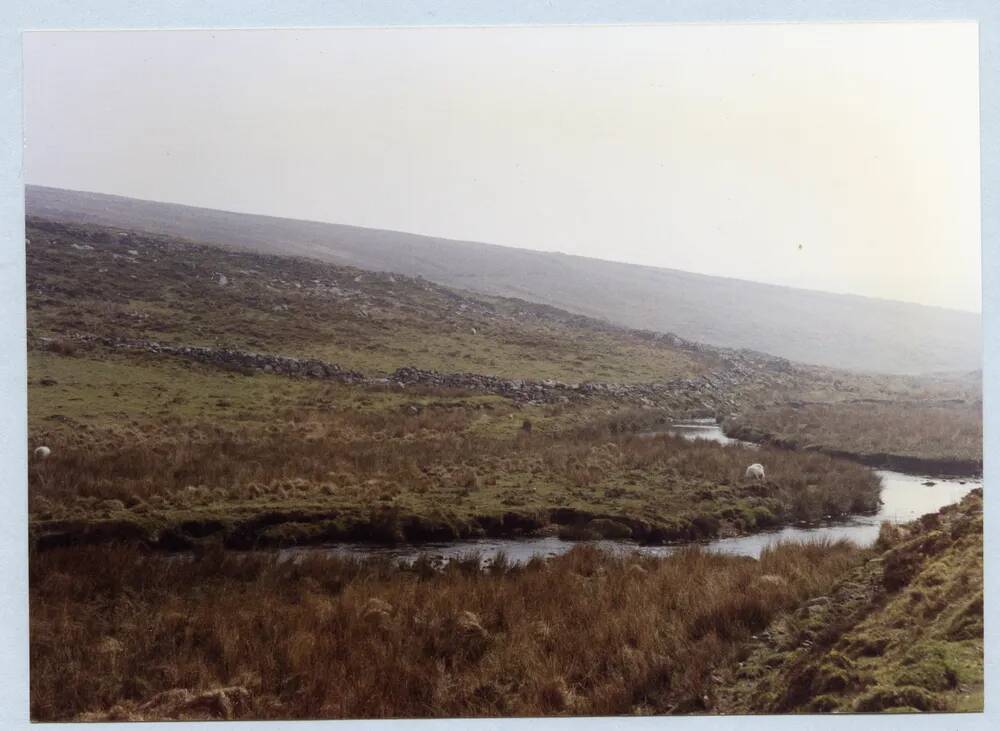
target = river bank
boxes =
[723,403,982,477]
[272,423,981,565]
[31,414,979,559]
[30,527,863,721]
[30,486,983,721]
[28,382,882,554]
[715,487,984,713]
[34,420,977,567]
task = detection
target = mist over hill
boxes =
[25,185,981,375]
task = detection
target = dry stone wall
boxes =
[39,332,787,414]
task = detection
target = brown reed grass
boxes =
[30,539,861,721]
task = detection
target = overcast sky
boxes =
[23,23,981,312]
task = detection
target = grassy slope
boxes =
[27,217,982,429]
[714,489,984,713]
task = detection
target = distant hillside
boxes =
[24,216,721,388]
[25,185,981,375]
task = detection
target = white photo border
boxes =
[1,2,995,730]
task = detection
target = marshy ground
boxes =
[28,345,882,550]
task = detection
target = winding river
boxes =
[280,421,981,566]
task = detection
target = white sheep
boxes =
[745,463,765,481]
[34,445,52,460]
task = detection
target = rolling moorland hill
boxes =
[25,216,982,471]
[25,185,982,376]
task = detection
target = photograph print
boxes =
[23,22,983,721]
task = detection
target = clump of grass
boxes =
[853,685,945,713]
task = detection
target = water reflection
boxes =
[645,418,747,446]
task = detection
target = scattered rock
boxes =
[58,330,786,411]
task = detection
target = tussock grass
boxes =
[30,539,860,721]
[29,394,881,547]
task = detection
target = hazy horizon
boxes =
[25,181,981,316]
[23,24,982,312]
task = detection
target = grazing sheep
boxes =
[745,463,765,481]
[34,445,51,460]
